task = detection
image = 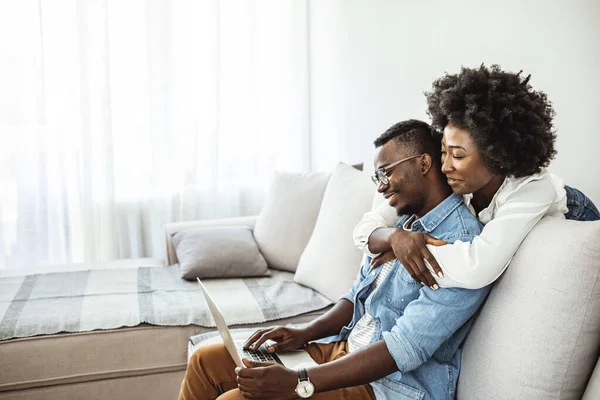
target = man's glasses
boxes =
[371,154,423,186]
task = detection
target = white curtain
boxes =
[0,0,310,268]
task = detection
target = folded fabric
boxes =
[172,226,270,280]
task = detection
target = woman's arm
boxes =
[353,199,446,289]
[352,198,398,256]
[430,177,560,289]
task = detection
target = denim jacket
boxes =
[322,194,492,400]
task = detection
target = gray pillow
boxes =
[172,226,270,280]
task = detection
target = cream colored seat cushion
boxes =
[457,219,600,400]
[0,312,328,397]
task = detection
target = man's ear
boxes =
[420,154,433,175]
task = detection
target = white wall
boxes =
[309,0,600,202]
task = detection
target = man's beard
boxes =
[395,197,424,217]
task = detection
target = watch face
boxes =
[295,380,315,398]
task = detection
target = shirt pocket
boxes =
[384,267,420,313]
[374,378,425,400]
[394,262,422,286]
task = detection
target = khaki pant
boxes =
[178,341,376,400]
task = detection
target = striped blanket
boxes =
[0,265,332,341]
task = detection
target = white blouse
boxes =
[352,169,568,289]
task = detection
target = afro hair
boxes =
[425,64,557,178]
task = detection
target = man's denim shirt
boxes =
[322,194,492,400]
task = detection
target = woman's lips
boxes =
[447,178,461,186]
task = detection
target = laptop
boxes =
[197,278,317,370]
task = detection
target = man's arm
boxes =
[245,261,370,351]
[238,284,492,397]
[244,299,354,352]
[308,341,397,392]
[382,284,491,372]
[302,299,354,342]
[306,283,491,392]
[302,258,373,342]
[235,342,396,399]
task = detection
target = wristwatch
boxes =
[294,368,315,398]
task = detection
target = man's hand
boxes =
[388,229,446,289]
[243,326,308,353]
[235,359,298,399]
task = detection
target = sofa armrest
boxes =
[163,215,259,265]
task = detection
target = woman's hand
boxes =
[369,249,396,269]
[388,229,446,289]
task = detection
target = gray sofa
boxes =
[1,163,599,399]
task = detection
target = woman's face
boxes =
[441,124,496,195]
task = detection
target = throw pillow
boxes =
[172,226,270,280]
[253,170,330,272]
[294,163,376,301]
[457,218,600,400]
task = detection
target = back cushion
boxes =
[253,171,330,272]
[294,163,376,301]
[457,218,600,400]
[583,357,600,400]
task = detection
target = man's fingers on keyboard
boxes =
[269,340,292,352]
[252,330,277,350]
[243,329,268,349]
[241,346,277,363]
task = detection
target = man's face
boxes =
[374,140,425,216]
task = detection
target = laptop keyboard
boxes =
[235,342,279,364]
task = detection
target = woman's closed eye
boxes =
[443,150,465,159]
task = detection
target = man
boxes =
[179,120,491,400]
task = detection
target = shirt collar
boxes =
[399,193,464,233]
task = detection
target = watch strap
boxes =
[298,368,309,382]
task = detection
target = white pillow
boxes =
[294,163,376,301]
[253,170,330,272]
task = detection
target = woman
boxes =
[355,65,599,290]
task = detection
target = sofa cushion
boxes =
[172,226,270,280]
[253,170,330,272]
[0,311,329,396]
[457,218,600,400]
[294,163,375,301]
